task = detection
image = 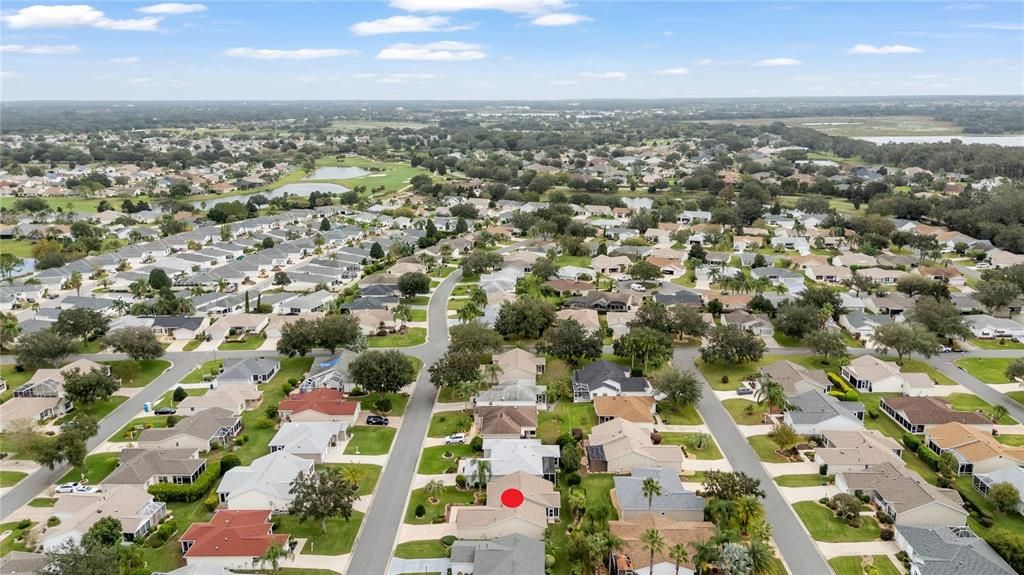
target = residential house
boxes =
[609,515,716,575]
[781,389,864,435]
[816,430,905,474]
[840,356,934,395]
[475,405,538,439]
[925,421,1024,475]
[964,314,1024,339]
[587,418,683,473]
[805,264,853,284]
[454,472,560,540]
[555,308,602,332]
[759,360,829,396]
[895,525,1016,575]
[881,397,992,434]
[136,407,242,451]
[594,396,655,424]
[216,358,279,387]
[572,360,652,403]
[491,348,546,384]
[278,388,361,424]
[750,266,805,290]
[150,316,210,340]
[592,255,633,275]
[450,534,544,575]
[41,485,167,550]
[460,438,560,482]
[915,266,966,287]
[475,381,547,409]
[563,291,634,312]
[217,451,313,511]
[612,467,704,521]
[839,311,894,345]
[605,311,637,339]
[833,253,878,267]
[268,421,346,463]
[205,314,269,342]
[176,384,262,416]
[720,310,774,336]
[179,510,289,569]
[0,359,104,429]
[351,308,398,335]
[103,448,207,488]
[836,462,967,526]
[856,268,909,285]
[867,294,915,318]
[974,466,1024,515]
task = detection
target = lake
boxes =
[192,182,351,209]
[857,135,1024,147]
[305,167,371,180]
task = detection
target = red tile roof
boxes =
[180,510,288,558]
[278,389,359,416]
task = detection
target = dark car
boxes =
[736,387,754,396]
[366,415,390,426]
[154,407,177,415]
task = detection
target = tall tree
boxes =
[102,327,165,361]
[640,528,666,574]
[642,476,663,512]
[538,318,603,367]
[614,326,673,371]
[872,322,939,363]
[653,367,703,406]
[66,271,83,297]
[803,329,848,364]
[907,296,971,341]
[348,350,417,394]
[14,329,77,368]
[976,279,1021,315]
[54,308,110,344]
[700,325,766,365]
[62,368,120,405]
[288,466,358,533]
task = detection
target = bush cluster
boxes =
[148,461,221,502]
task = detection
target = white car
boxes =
[445,432,467,445]
[55,482,81,493]
[74,485,100,494]
[630,283,647,292]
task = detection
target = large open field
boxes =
[699,115,963,137]
[308,156,431,195]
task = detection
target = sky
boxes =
[1,0,1022,101]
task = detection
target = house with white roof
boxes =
[217,451,313,512]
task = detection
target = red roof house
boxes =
[180,510,289,568]
[277,388,361,424]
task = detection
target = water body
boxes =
[857,135,1024,147]
[191,182,351,209]
[305,167,371,180]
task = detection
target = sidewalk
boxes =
[396,522,456,543]
[815,541,899,559]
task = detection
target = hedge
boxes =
[148,461,221,502]
[827,372,852,394]
[902,433,922,451]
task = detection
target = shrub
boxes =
[846,516,862,528]
[721,375,729,384]
[917,447,941,471]
[868,409,879,420]
[744,404,755,416]
[220,454,240,475]
[265,405,279,420]
[145,531,166,547]
[374,398,392,413]
[440,535,456,547]
[288,377,298,386]
[978,516,994,528]
[650,432,662,445]
[166,415,181,428]
[876,511,893,524]
[455,474,467,489]
[902,433,922,451]
[827,372,852,394]
[16,519,31,530]
[818,497,830,505]
[47,516,60,527]
[937,475,953,488]
[546,555,556,568]
[350,386,365,396]
[571,428,583,442]
[282,382,294,395]
[414,504,426,518]
[565,472,581,487]
[172,387,188,402]
[149,461,220,502]
[880,528,894,541]
[844,390,859,402]
[819,463,828,476]
[204,492,219,511]
[470,435,483,451]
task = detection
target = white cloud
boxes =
[580,71,627,79]
[531,12,590,26]
[136,3,206,14]
[109,56,140,63]
[389,0,567,14]
[943,3,983,10]
[224,47,357,60]
[754,57,801,66]
[350,15,471,35]
[1,44,80,55]
[654,67,689,75]
[551,79,578,85]
[1,5,161,31]
[0,71,22,79]
[392,72,437,79]
[965,22,1023,30]
[694,58,746,66]
[847,43,923,54]
[352,73,379,78]
[376,41,485,61]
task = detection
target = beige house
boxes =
[586,418,683,473]
[835,462,968,526]
[925,422,1024,476]
[555,308,601,332]
[454,471,560,540]
[491,348,546,384]
[816,430,904,473]
[41,485,167,550]
[136,407,241,451]
[475,405,538,439]
[594,396,655,424]
[841,355,934,395]
[351,309,397,335]
[176,384,262,416]
[592,255,633,275]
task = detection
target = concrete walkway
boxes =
[389,557,451,575]
[397,522,457,543]
[816,541,899,559]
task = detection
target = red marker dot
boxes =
[500,488,524,508]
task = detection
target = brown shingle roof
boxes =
[883,397,990,426]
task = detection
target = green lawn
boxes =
[181,360,223,383]
[859,393,906,440]
[312,155,432,195]
[997,434,1024,446]
[428,411,472,438]
[432,266,456,278]
[0,365,34,401]
[953,474,1024,543]
[538,357,571,387]
[316,463,381,496]
[405,485,477,524]
[553,255,593,267]
[657,401,703,425]
[660,432,723,460]
[218,334,267,351]
[947,392,1016,424]
[775,474,831,487]
[0,470,27,487]
[0,520,34,556]
[394,539,448,559]
[696,359,759,391]
[358,392,410,416]
[828,555,901,575]
[344,426,396,455]
[722,398,770,425]
[793,501,882,542]
[274,511,364,555]
[409,309,427,322]
[110,416,172,442]
[158,386,207,407]
[183,339,202,351]
[418,444,476,475]
[447,299,469,311]
[772,333,803,348]
[403,295,431,306]
[0,239,36,257]
[1009,391,1024,405]
[538,402,598,443]
[57,395,127,424]
[877,356,956,386]
[106,359,171,387]
[957,358,1016,384]
[748,435,787,463]
[235,357,313,465]
[579,474,618,518]
[59,452,119,484]
[139,499,212,572]
[969,338,1024,350]
[28,497,56,507]
[368,328,426,348]
[78,339,104,354]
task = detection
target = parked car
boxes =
[55,482,81,493]
[939,345,953,353]
[366,415,389,426]
[630,283,647,292]
[736,387,754,396]
[154,407,176,415]
[74,485,100,494]
[445,432,466,445]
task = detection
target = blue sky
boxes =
[1,1,1022,100]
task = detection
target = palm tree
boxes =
[424,479,444,504]
[746,540,776,575]
[707,498,737,530]
[470,287,487,308]
[392,303,412,329]
[568,489,587,523]
[755,379,789,416]
[129,279,148,299]
[669,543,689,575]
[67,271,83,297]
[737,495,764,535]
[641,476,663,512]
[259,543,287,574]
[484,363,502,386]
[640,528,666,574]
[750,519,773,543]
[991,404,1009,423]
[452,381,478,412]
[217,278,228,293]
[691,539,720,575]
[472,458,491,491]
[457,301,480,323]
[338,464,362,488]
[585,532,609,575]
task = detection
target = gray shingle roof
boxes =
[896,525,1015,575]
